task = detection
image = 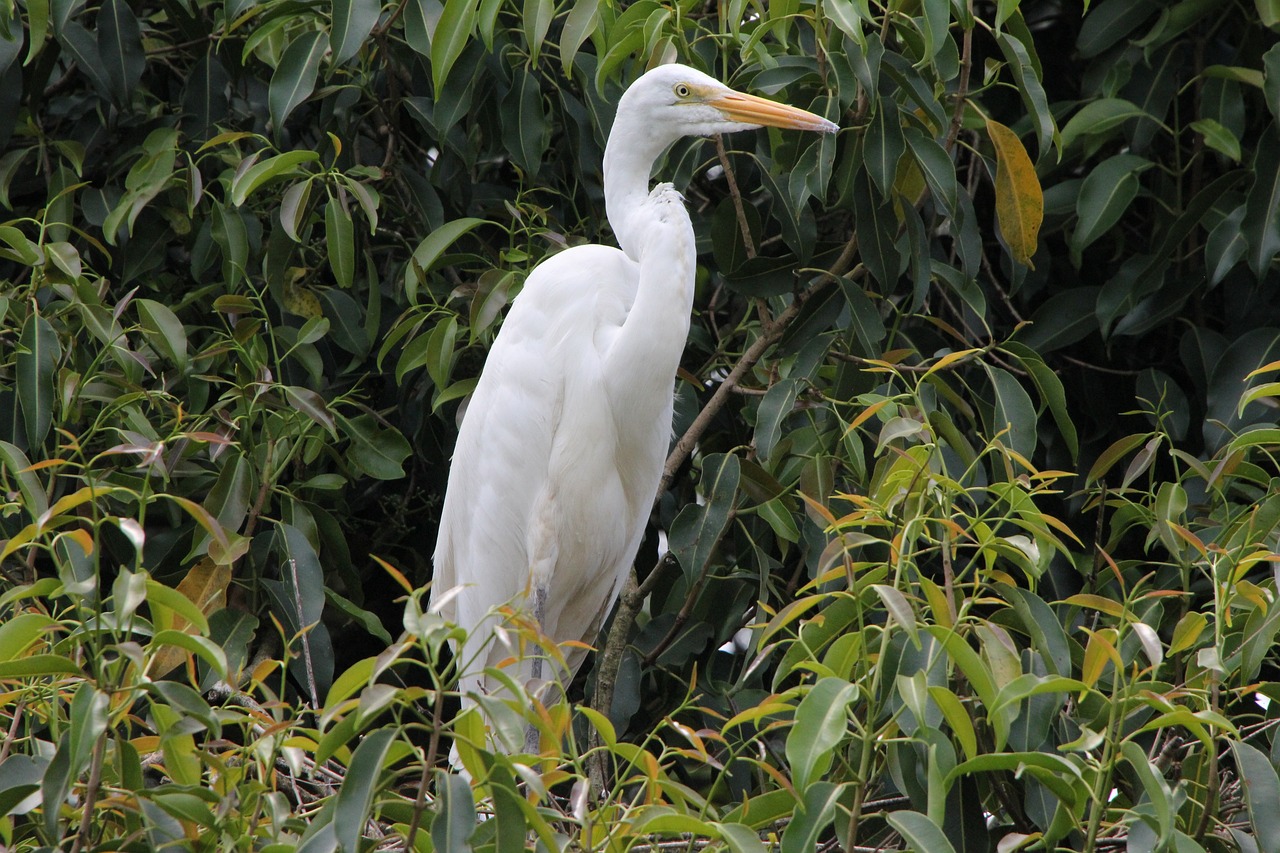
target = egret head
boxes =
[617,63,839,140]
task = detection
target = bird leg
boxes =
[524,583,548,754]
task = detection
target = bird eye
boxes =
[673,83,691,98]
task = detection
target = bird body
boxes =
[430,64,836,737]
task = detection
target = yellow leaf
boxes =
[150,558,232,677]
[1081,627,1121,688]
[986,119,1043,267]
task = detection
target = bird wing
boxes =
[432,243,640,693]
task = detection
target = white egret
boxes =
[431,63,836,744]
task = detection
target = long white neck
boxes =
[602,104,677,260]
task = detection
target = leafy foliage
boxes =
[2,0,1280,851]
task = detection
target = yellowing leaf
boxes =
[986,119,1043,267]
[149,558,232,677]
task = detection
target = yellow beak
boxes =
[708,90,838,133]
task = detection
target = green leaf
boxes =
[996,31,1055,157]
[522,0,553,65]
[16,312,59,449]
[986,366,1037,458]
[1060,98,1153,151]
[330,0,380,65]
[97,0,144,106]
[1265,43,1280,126]
[326,198,355,287]
[1121,740,1173,847]
[423,315,458,390]
[431,0,479,96]
[669,454,740,581]
[0,654,82,678]
[231,150,319,206]
[404,217,487,302]
[56,22,111,102]
[872,583,921,648]
[887,811,958,853]
[0,613,57,661]
[137,298,188,372]
[853,167,901,289]
[1231,740,1280,853]
[1190,117,1241,162]
[779,782,841,853]
[905,127,958,216]
[334,728,398,851]
[559,0,600,75]
[0,441,49,518]
[864,98,904,196]
[42,683,109,835]
[431,770,478,853]
[280,179,313,241]
[342,413,411,480]
[269,31,327,133]
[1072,153,1152,256]
[502,69,551,178]
[1244,128,1280,278]
[755,378,801,462]
[283,386,337,436]
[785,677,857,791]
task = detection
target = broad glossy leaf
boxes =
[231,150,319,206]
[0,613,56,662]
[1265,43,1280,126]
[330,0,380,65]
[1191,118,1241,161]
[269,31,327,133]
[326,198,355,287]
[1059,98,1152,151]
[986,119,1042,266]
[1243,129,1280,278]
[1076,0,1160,57]
[853,168,901,288]
[502,69,550,177]
[334,728,398,851]
[431,770,478,853]
[785,677,857,791]
[779,782,841,853]
[1206,204,1248,285]
[522,0,552,65]
[404,217,487,302]
[136,298,188,372]
[986,366,1037,458]
[905,127,958,216]
[1231,740,1280,853]
[864,98,904,195]
[996,32,1054,157]
[431,0,478,96]
[0,442,46,521]
[559,0,599,74]
[341,413,412,479]
[1072,154,1152,256]
[16,313,59,449]
[669,453,740,581]
[98,0,144,105]
[887,811,957,853]
[754,378,800,462]
[56,21,112,102]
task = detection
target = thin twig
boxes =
[715,135,755,258]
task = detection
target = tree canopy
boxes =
[3,0,1280,850]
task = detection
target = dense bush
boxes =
[2,0,1280,850]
